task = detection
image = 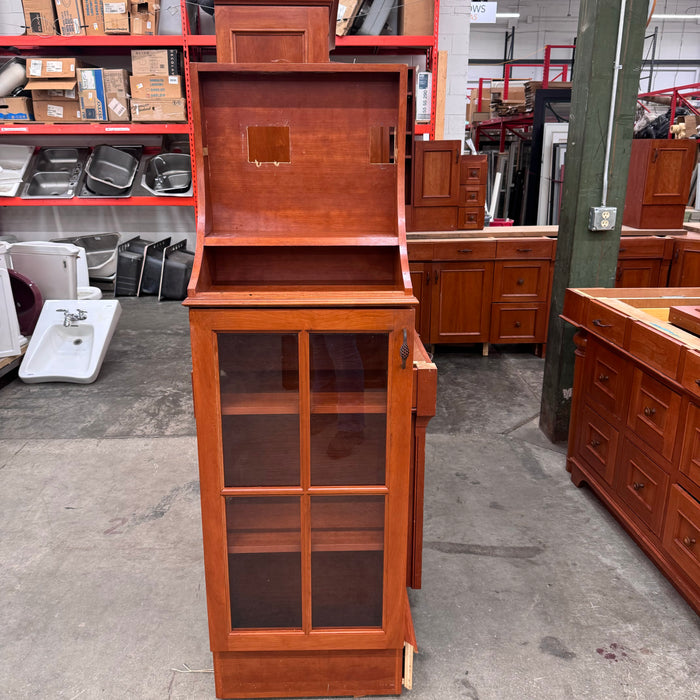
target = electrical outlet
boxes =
[589,206,617,231]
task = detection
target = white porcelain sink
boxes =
[19,299,121,384]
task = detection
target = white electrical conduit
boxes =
[601,0,628,207]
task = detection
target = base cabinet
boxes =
[564,288,700,616]
[190,307,418,697]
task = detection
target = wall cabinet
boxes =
[563,287,700,616]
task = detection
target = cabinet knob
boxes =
[516,278,524,286]
[514,321,521,328]
[590,439,601,448]
[598,374,609,383]
[400,329,410,370]
[643,406,656,418]
[633,481,645,491]
[683,536,696,548]
[592,319,612,328]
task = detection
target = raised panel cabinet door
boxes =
[409,263,432,342]
[413,139,461,207]
[429,262,494,344]
[669,242,700,287]
[615,259,662,288]
[642,140,697,205]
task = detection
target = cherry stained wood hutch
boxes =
[185,58,424,698]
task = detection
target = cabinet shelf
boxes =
[221,390,387,415]
[228,528,383,554]
[0,34,186,48]
[0,195,194,207]
[334,35,435,49]
[203,235,399,247]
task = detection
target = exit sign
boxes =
[471,2,497,23]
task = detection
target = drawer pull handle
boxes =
[643,406,656,418]
[516,278,525,285]
[458,248,473,254]
[683,536,696,548]
[633,481,645,491]
[516,248,533,253]
[590,439,601,448]
[598,374,609,382]
[592,319,612,328]
[514,321,521,328]
[695,379,700,387]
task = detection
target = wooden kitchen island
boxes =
[562,287,700,615]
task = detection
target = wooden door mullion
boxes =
[299,331,313,634]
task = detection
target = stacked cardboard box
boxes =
[82,0,105,35]
[25,57,82,123]
[130,1,159,34]
[130,49,186,122]
[55,0,86,36]
[23,0,57,36]
[104,0,130,33]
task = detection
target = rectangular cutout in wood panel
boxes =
[247,126,291,164]
[369,126,396,164]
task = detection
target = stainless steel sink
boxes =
[25,172,77,198]
[34,148,82,172]
[143,153,192,194]
[21,147,86,199]
[85,145,138,196]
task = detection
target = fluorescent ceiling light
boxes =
[496,12,520,18]
[653,13,700,19]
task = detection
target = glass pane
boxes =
[309,333,388,486]
[218,333,300,486]
[311,496,384,628]
[226,497,301,629]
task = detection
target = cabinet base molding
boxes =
[569,457,700,616]
[213,648,402,698]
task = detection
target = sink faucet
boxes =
[56,308,88,327]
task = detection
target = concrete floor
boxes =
[0,297,698,699]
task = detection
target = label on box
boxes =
[28,60,42,77]
[46,61,64,73]
[47,104,64,118]
[81,72,96,90]
[109,97,127,117]
[104,2,125,11]
[168,76,178,84]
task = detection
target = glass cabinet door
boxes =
[206,320,407,640]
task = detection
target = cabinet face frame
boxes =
[190,307,414,652]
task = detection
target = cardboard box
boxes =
[54,0,86,36]
[129,74,182,100]
[131,98,186,122]
[131,49,182,77]
[130,1,159,35]
[32,97,82,122]
[336,0,362,36]
[400,0,433,36]
[26,57,78,80]
[103,68,130,121]
[82,0,105,35]
[415,71,432,123]
[78,67,108,120]
[103,1,130,33]
[22,0,57,36]
[0,97,33,121]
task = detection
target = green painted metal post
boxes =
[539,0,649,442]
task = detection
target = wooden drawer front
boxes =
[680,403,700,489]
[496,239,555,259]
[576,404,619,486]
[459,155,487,184]
[459,185,486,207]
[432,240,496,261]
[680,349,700,400]
[407,241,434,261]
[492,261,549,302]
[583,341,630,421]
[628,321,683,378]
[457,207,485,230]
[662,485,700,586]
[410,206,458,232]
[627,369,682,462]
[489,303,547,343]
[584,300,627,347]
[616,439,670,536]
[617,237,667,259]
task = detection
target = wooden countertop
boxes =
[407,224,687,241]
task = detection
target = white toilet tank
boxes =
[9,242,80,300]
